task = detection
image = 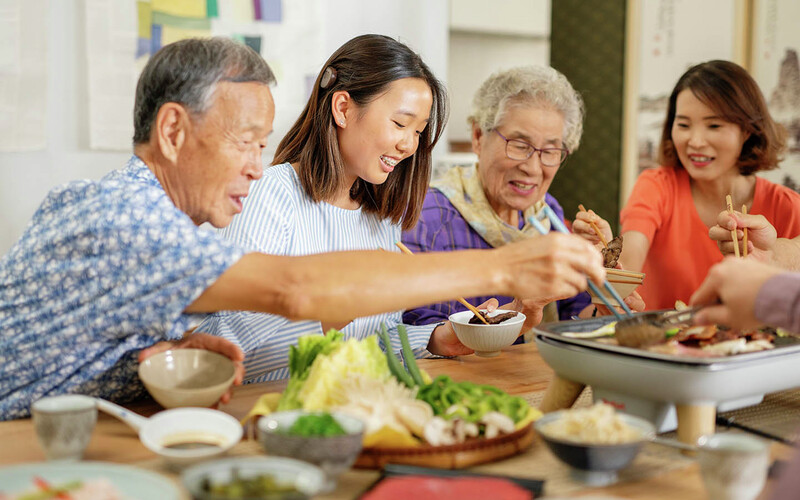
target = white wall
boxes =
[441,0,550,177]
[0,0,449,253]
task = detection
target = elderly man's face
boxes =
[472,104,564,226]
[177,81,274,228]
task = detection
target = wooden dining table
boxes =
[0,342,791,499]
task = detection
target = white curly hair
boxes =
[468,65,585,152]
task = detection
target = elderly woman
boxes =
[0,40,605,420]
[403,66,614,329]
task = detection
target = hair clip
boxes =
[320,66,338,89]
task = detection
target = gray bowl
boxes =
[534,410,656,486]
[257,410,364,492]
[181,456,325,500]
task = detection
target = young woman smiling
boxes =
[574,60,800,310]
[195,35,605,382]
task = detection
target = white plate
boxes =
[0,461,180,499]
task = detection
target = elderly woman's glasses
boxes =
[494,130,569,166]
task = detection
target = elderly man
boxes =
[0,38,606,420]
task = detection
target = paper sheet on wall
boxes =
[86,0,324,153]
[750,0,800,192]
[0,0,48,152]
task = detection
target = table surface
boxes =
[0,343,790,499]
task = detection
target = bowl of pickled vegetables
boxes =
[257,411,364,492]
[181,456,325,499]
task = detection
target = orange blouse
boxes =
[620,166,800,310]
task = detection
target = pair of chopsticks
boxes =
[578,204,608,248]
[725,194,749,258]
[395,241,491,325]
[528,205,634,320]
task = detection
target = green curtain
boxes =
[549,0,627,232]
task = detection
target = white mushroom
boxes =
[481,411,515,439]
[424,417,456,446]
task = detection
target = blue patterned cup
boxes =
[32,395,97,461]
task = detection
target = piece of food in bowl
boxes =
[469,310,518,325]
[537,403,642,445]
[200,470,300,498]
[534,405,655,486]
[286,413,346,437]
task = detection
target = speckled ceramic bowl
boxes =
[449,309,526,357]
[257,411,364,493]
[534,410,655,486]
[138,349,236,409]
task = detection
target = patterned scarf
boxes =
[432,163,559,323]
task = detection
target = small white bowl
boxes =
[138,349,236,408]
[449,309,526,357]
[139,408,243,468]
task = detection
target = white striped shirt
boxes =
[197,163,437,384]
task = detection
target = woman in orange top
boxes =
[575,60,800,310]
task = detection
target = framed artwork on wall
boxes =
[750,0,800,193]
[620,0,750,205]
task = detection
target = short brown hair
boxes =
[273,34,448,230]
[658,60,785,175]
[133,37,275,144]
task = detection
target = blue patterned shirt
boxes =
[0,156,244,420]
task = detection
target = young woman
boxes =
[198,34,602,383]
[575,60,800,310]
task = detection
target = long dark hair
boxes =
[659,60,785,175]
[273,34,448,230]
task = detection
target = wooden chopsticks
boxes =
[725,195,741,258]
[578,204,608,248]
[742,205,748,258]
[394,241,491,325]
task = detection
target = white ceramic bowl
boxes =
[138,349,236,408]
[182,456,326,500]
[138,408,243,468]
[449,309,526,357]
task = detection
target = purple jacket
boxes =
[401,187,591,326]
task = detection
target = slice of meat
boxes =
[601,235,623,268]
[469,310,518,325]
[360,476,533,500]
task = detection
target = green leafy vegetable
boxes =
[278,330,344,410]
[287,413,346,437]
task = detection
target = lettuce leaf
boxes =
[278,330,344,410]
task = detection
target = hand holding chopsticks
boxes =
[528,206,634,320]
[395,241,491,325]
[577,204,609,248]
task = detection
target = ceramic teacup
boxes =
[697,433,770,500]
[32,395,97,461]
